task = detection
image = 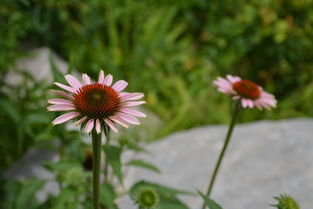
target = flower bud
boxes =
[272,194,300,209]
[134,187,159,209]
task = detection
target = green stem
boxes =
[201,102,241,209]
[92,131,102,209]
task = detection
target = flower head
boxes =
[134,187,159,209]
[48,70,146,133]
[213,75,277,109]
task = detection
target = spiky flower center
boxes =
[233,80,261,99]
[135,187,159,208]
[73,84,120,119]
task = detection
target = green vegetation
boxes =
[1,0,313,167]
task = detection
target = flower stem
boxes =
[92,131,102,209]
[201,102,241,209]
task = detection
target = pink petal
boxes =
[120,92,144,101]
[232,95,241,100]
[254,91,277,110]
[74,116,88,126]
[50,90,73,99]
[241,98,254,108]
[48,99,73,105]
[54,82,75,93]
[85,119,94,133]
[112,80,128,92]
[104,119,118,133]
[116,112,140,125]
[241,99,249,108]
[213,78,236,95]
[98,70,105,84]
[82,74,91,85]
[96,119,101,134]
[47,104,75,111]
[52,112,80,125]
[109,116,129,128]
[65,74,82,90]
[123,101,146,107]
[226,74,241,83]
[119,108,146,117]
[103,74,113,86]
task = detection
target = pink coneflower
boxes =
[213,75,277,109]
[48,70,146,133]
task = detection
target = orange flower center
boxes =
[233,80,261,99]
[73,84,120,119]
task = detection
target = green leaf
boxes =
[102,145,123,184]
[0,98,20,122]
[156,198,189,209]
[130,181,194,198]
[52,187,76,209]
[15,179,44,209]
[100,183,118,209]
[43,160,81,172]
[127,159,161,174]
[49,51,65,83]
[198,191,223,209]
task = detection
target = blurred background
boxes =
[1,0,313,207]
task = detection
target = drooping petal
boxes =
[120,92,144,101]
[48,99,73,105]
[254,91,277,110]
[65,74,82,90]
[98,70,105,84]
[74,116,88,126]
[54,82,75,93]
[47,104,75,111]
[112,80,128,92]
[85,119,94,133]
[119,108,146,117]
[104,119,118,133]
[50,90,73,99]
[96,119,101,134]
[109,115,129,128]
[52,112,80,125]
[123,101,146,107]
[82,74,91,85]
[103,74,113,86]
[116,112,140,125]
[241,98,254,108]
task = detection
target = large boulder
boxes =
[121,119,313,209]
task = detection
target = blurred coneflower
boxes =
[201,74,277,209]
[213,74,277,109]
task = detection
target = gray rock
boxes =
[121,119,313,209]
[5,47,68,85]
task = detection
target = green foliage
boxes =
[127,159,161,174]
[198,191,223,209]
[1,0,313,207]
[100,183,119,209]
[102,145,123,184]
[1,0,313,138]
[0,179,43,209]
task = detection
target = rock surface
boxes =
[5,47,68,85]
[121,119,313,209]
